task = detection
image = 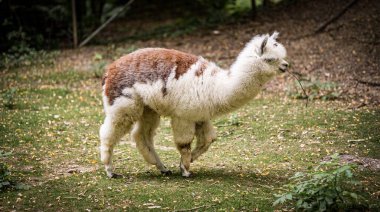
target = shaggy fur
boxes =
[100,32,288,178]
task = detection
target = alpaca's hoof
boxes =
[109,173,123,179]
[182,172,192,178]
[161,170,172,176]
[180,166,192,178]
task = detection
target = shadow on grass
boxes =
[117,167,286,188]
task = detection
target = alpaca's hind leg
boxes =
[191,121,217,162]
[171,118,195,177]
[132,107,171,174]
[100,115,132,178]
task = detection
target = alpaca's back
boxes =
[103,48,199,105]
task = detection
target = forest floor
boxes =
[1,0,379,211]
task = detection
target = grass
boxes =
[0,52,379,211]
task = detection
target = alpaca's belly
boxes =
[138,92,213,121]
[171,106,212,121]
[134,79,217,121]
[147,99,212,121]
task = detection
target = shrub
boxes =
[0,151,29,191]
[0,150,13,191]
[0,162,12,191]
[273,154,366,211]
[1,47,58,70]
[1,88,17,110]
[91,52,105,78]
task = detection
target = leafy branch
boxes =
[273,154,366,211]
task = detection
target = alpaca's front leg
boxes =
[171,118,195,177]
[192,121,217,162]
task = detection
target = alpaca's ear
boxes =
[260,36,269,55]
[271,31,279,40]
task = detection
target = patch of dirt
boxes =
[31,161,98,186]
[55,164,97,176]
[323,154,380,171]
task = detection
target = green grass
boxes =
[1,58,379,211]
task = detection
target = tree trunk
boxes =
[251,0,257,18]
[71,0,78,48]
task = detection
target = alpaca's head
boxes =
[258,32,288,73]
[238,32,288,77]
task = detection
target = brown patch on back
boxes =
[195,62,207,77]
[173,52,198,79]
[104,48,198,105]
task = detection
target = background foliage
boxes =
[0,0,284,53]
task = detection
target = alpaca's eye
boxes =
[265,58,276,63]
[274,43,278,47]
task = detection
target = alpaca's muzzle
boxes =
[279,60,289,72]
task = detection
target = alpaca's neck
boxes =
[216,56,274,111]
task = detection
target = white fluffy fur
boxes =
[100,32,288,178]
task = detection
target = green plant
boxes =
[227,114,242,126]
[287,77,341,101]
[0,150,13,191]
[0,151,29,191]
[225,0,252,15]
[0,162,12,191]
[91,46,138,78]
[273,154,364,211]
[113,46,138,59]
[91,52,107,79]
[1,88,17,109]
[92,60,107,79]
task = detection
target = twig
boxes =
[288,32,314,41]
[347,139,366,143]
[63,196,79,199]
[79,0,135,47]
[348,102,367,110]
[315,0,358,34]
[356,79,380,87]
[350,37,380,45]
[71,0,78,48]
[288,72,309,107]
[78,188,89,196]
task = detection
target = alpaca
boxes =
[100,32,288,178]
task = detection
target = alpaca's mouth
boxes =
[279,61,289,73]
